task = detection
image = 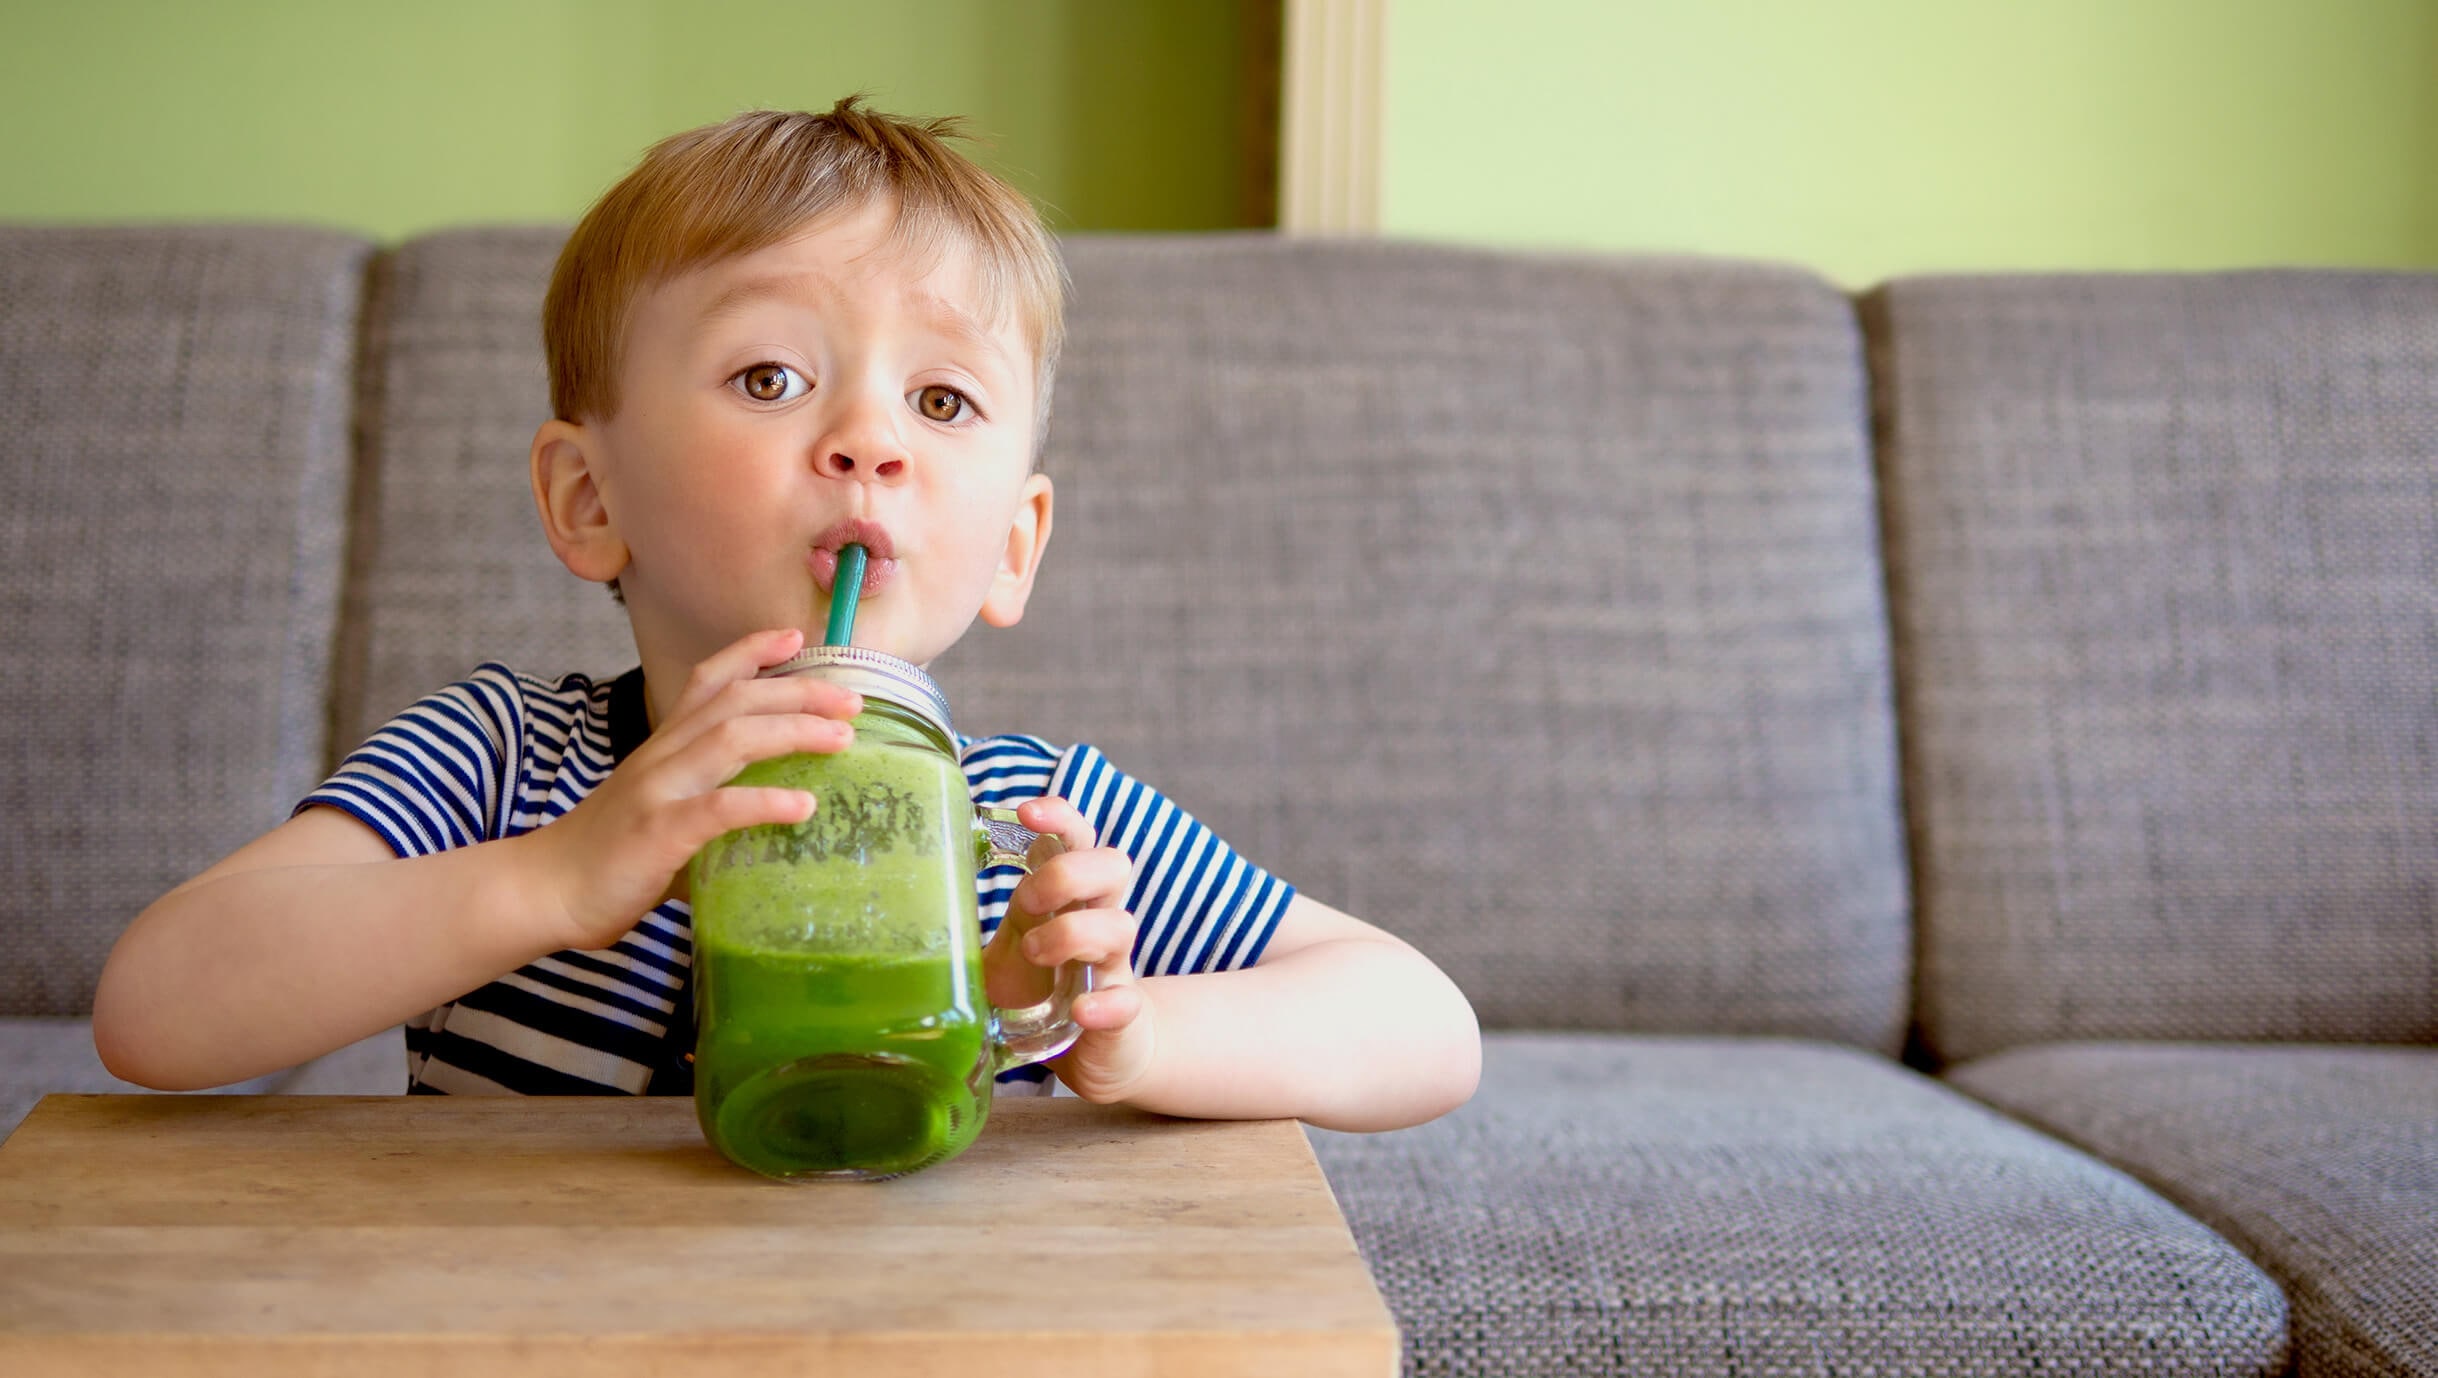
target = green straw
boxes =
[824,543,868,647]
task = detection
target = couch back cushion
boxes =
[942,238,1909,1047]
[0,226,369,1015]
[332,229,634,752]
[350,231,1910,1050]
[1869,272,2438,1063]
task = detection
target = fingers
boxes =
[674,785,819,843]
[649,674,861,765]
[669,628,807,723]
[1016,795,1099,855]
[1026,908,1144,1035]
[982,903,1138,1012]
[1071,983,1143,1032]
[1016,906,1138,971]
[1009,845,1134,922]
[636,711,849,803]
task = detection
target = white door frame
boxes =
[1279,0,1387,234]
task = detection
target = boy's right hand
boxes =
[527,628,860,951]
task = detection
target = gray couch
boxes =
[2,224,2432,1376]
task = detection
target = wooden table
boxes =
[0,1095,1397,1376]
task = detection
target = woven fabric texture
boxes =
[1950,1042,2438,1378]
[332,229,635,756]
[0,226,369,1015]
[937,237,1910,1048]
[1309,1034,2288,1377]
[1867,272,2438,1064]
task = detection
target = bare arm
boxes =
[985,804,1482,1133]
[94,628,861,1092]
[92,809,570,1090]
[1122,895,1482,1132]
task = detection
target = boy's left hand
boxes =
[982,796,1153,1104]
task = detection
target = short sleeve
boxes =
[1039,741,1295,977]
[294,665,524,858]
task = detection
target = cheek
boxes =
[939,490,1030,591]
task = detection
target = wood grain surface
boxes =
[0,1095,1396,1376]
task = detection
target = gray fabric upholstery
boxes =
[1950,1042,2438,1378]
[0,1018,404,1143]
[939,237,1911,1049]
[15,217,2434,1368]
[1309,1034,2288,1377]
[332,228,634,759]
[0,226,369,1014]
[1866,272,2438,1064]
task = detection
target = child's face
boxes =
[580,197,1049,675]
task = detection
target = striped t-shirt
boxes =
[297,663,1293,1097]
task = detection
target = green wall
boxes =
[8,1,2435,283]
[1384,0,2438,284]
[0,1,1265,240]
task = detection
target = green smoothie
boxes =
[690,722,997,1180]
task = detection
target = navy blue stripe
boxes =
[1212,870,1278,969]
[963,736,1057,763]
[409,697,503,794]
[365,733,481,843]
[456,982,665,1067]
[558,754,611,792]
[607,936,690,979]
[1209,868,1267,965]
[1109,783,1172,891]
[418,1031,627,1095]
[524,798,576,825]
[1233,876,1293,969]
[1122,804,1193,950]
[1065,748,1114,820]
[295,789,418,857]
[523,695,577,739]
[1095,776,1152,863]
[966,761,1052,786]
[517,962,677,1024]
[551,946,685,994]
[344,746,475,850]
[1194,855,1254,971]
[464,670,524,751]
[634,906,693,947]
[1139,828,1221,975]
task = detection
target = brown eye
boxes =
[736,363,806,403]
[915,385,968,422]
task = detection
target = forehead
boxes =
[653,206,1015,354]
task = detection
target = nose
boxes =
[812,393,911,484]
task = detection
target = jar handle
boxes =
[974,807,1094,1071]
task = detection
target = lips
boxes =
[809,518,900,597]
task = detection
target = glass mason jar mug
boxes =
[687,646,1089,1181]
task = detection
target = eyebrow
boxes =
[693,272,1011,368]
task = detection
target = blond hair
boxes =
[542,96,1067,446]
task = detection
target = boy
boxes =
[93,98,1479,1132]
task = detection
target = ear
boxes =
[978,472,1054,628]
[529,418,630,585]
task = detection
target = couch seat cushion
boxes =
[1309,1034,2286,1376]
[1950,1041,2438,1378]
[0,1017,404,1142]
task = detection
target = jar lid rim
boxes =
[757,645,954,741]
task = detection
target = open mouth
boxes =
[809,518,900,597]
